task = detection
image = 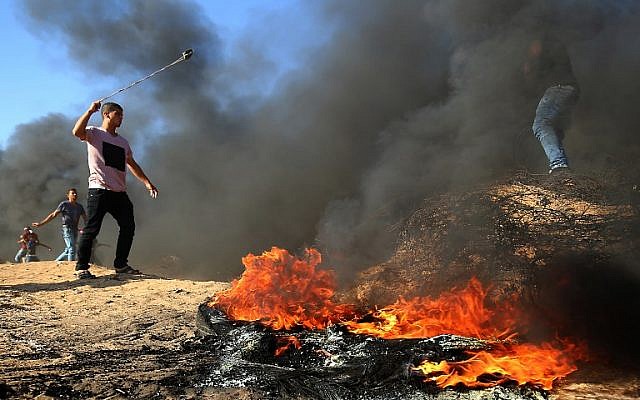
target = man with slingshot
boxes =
[71,101,158,279]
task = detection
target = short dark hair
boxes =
[68,188,77,193]
[101,102,123,114]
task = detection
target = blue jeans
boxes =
[55,225,78,261]
[532,84,578,170]
[14,248,27,263]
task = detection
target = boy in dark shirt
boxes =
[33,188,87,262]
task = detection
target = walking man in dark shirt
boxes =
[33,188,87,262]
[71,100,158,279]
[525,34,579,174]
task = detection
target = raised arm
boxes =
[32,210,60,227]
[72,101,101,140]
[126,154,158,198]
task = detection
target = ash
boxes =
[193,305,546,400]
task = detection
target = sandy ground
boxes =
[2,261,640,400]
[0,261,249,399]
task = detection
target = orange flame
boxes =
[343,278,518,340]
[209,247,356,330]
[208,246,587,390]
[413,341,587,390]
[275,335,302,356]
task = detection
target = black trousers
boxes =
[76,189,135,270]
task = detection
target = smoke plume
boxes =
[2,0,639,281]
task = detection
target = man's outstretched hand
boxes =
[146,182,158,199]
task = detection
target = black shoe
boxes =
[75,270,96,279]
[115,265,143,275]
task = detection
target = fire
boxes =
[413,341,587,390]
[343,278,518,340]
[209,246,586,390]
[209,247,356,330]
[275,335,301,356]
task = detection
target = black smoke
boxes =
[2,0,639,280]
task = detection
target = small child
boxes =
[14,227,51,263]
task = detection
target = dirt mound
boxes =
[342,170,640,399]
[348,170,638,306]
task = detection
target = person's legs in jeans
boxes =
[76,189,109,271]
[55,226,72,261]
[55,248,68,262]
[532,85,578,171]
[68,227,79,261]
[109,192,135,269]
[14,249,27,263]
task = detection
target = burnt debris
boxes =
[195,304,546,400]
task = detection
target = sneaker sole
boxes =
[115,268,142,275]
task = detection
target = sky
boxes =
[0,0,308,148]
